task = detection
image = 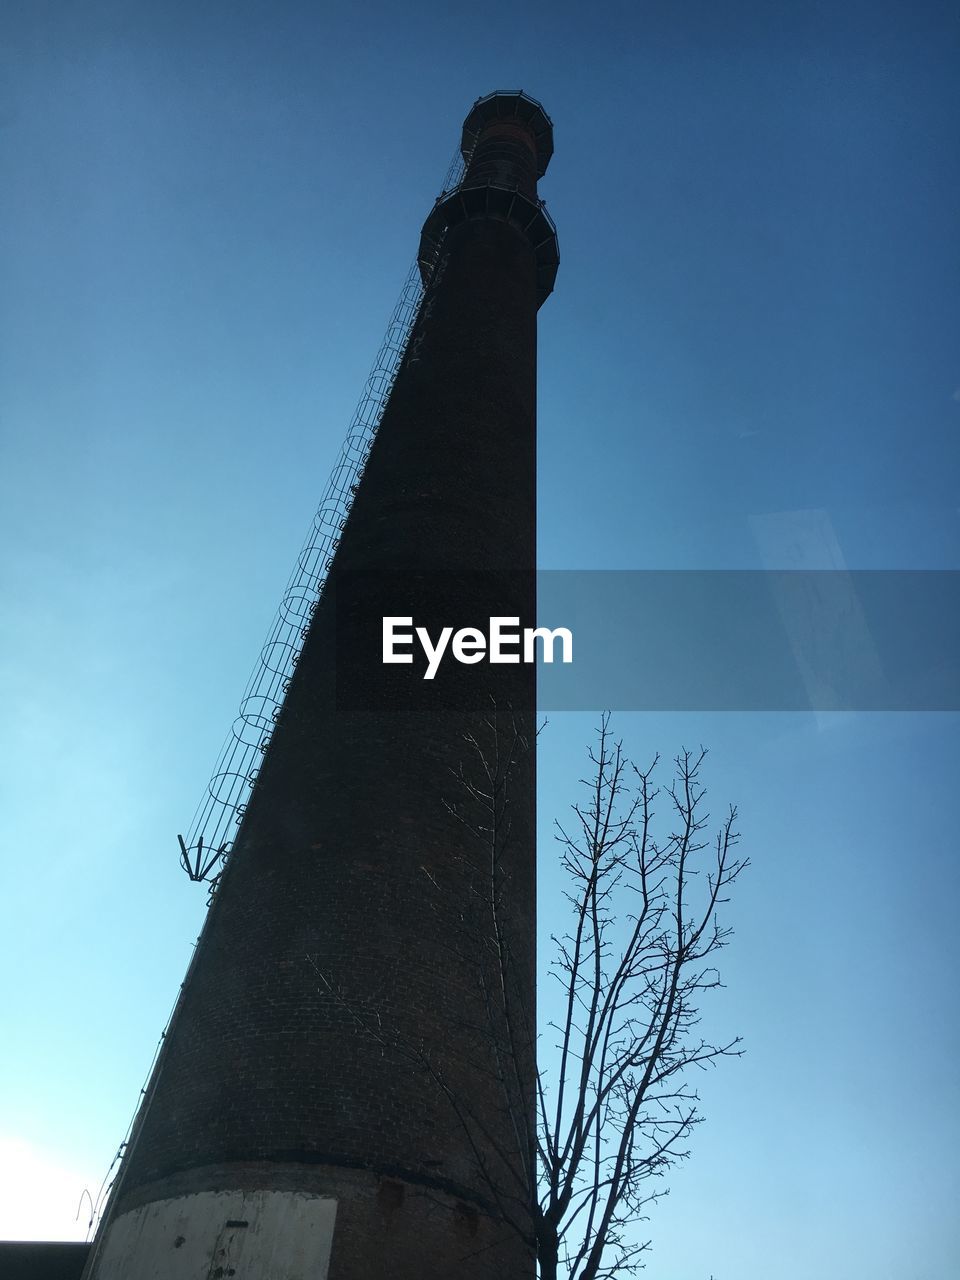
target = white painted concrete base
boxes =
[91,1188,337,1279]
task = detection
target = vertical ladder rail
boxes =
[178,142,470,890]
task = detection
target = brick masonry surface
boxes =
[88,106,548,1280]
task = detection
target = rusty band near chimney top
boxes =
[418,90,559,306]
[460,89,554,180]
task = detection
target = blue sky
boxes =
[1,1,958,1275]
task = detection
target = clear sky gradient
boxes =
[1,2,958,1276]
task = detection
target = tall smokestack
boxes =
[83,90,557,1280]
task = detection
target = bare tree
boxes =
[311,709,747,1279]
[534,716,746,1279]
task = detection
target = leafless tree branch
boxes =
[310,708,747,1279]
